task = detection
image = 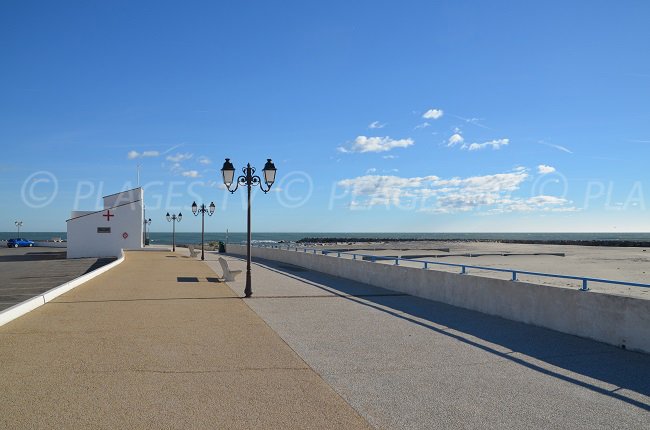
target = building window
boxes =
[97,227,111,233]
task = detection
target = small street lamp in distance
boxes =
[191,201,215,261]
[143,218,152,245]
[15,221,23,237]
[166,212,182,252]
[221,158,277,297]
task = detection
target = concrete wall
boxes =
[227,244,650,354]
[33,241,67,248]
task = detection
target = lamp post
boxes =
[221,158,277,297]
[15,221,23,237]
[143,218,151,245]
[191,201,215,260]
[166,212,182,252]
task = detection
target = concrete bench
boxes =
[188,245,199,258]
[218,257,242,282]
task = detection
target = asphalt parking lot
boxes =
[0,247,115,312]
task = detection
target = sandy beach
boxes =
[301,241,650,298]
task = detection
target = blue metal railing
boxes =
[254,244,650,291]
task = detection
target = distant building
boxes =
[66,188,144,258]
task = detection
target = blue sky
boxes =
[1,0,649,233]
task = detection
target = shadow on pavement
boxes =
[0,251,68,262]
[82,258,117,274]
[247,256,650,412]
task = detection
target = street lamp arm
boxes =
[257,176,272,193]
[229,174,272,193]
[225,177,242,194]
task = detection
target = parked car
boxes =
[7,238,35,248]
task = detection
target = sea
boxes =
[2,232,650,245]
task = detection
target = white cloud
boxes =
[336,167,576,214]
[422,109,444,120]
[198,156,211,165]
[366,168,377,174]
[162,143,184,155]
[451,115,490,130]
[463,138,509,151]
[537,164,556,174]
[338,136,414,153]
[541,142,573,154]
[181,170,200,178]
[338,174,440,208]
[166,152,193,162]
[382,155,398,159]
[368,121,386,129]
[127,150,160,159]
[448,133,464,147]
[488,195,576,214]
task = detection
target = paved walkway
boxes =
[206,252,650,429]
[0,251,370,429]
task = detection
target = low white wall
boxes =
[227,244,650,354]
[33,241,67,248]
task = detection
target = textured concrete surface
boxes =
[0,251,370,429]
[0,247,114,311]
[209,252,650,429]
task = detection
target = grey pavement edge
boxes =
[205,252,650,430]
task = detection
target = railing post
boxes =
[580,279,590,291]
[337,252,341,258]
[424,262,428,269]
[512,272,517,281]
[395,258,399,266]
[353,254,357,260]
[461,266,466,274]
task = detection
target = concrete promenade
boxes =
[206,253,650,429]
[0,251,370,429]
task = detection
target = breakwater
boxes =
[298,237,650,247]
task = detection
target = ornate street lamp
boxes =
[191,201,215,260]
[166,212,182,252]
[15,221,23,237]
[221,158,277,297]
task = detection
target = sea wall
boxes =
[33,241,67,248]
[227,244,650,354]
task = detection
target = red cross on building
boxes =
[103,210,114,221]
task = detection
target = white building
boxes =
[66,187,144,258]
